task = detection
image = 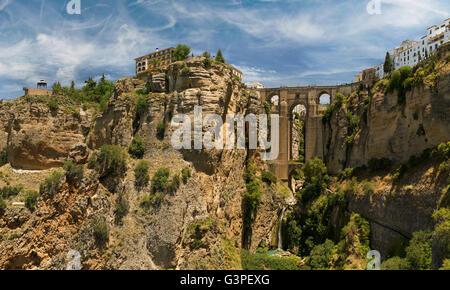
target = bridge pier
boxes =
[258,83,359,182]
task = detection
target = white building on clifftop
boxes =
[356,18,450,82]
[391,18,450,70]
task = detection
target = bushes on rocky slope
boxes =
[39,171,64,195]
[135,160,150,188]
[47,74,114,112]
[156,120,166,140]
[242,160,263,242]
[89,145,127,177]
[24,190,39,211]
[129,135,146,159]
[114,194,129,225]
[141,168,181,208]
[63,160,84,184]
[1,150,7,167]
[0,185,23,199]
[91,216,109,246]
[135,94,149,118]
[182,168,191,184]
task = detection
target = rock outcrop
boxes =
[0,58,293,270]
[324,44,450,174]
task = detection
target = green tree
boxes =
[309,240,334,270]
[172,44,191,61]
[405,230,433,270]
[156,120,165,140]
[129,135,146,159]
[216,48,225,63]
[135,160,150,188]
[384,51,392,75]
[202,51,211,59]
[151,168,170,194]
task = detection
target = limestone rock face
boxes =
[93,59,293,269]
[324,48,450,174]
[0,100,93,170]
[0,58,293,270]
[147,72,166,93]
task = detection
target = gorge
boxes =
[0,44,448,270]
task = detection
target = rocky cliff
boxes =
[324,44,450,174]
[322,44,450,263]
[0,58,293,269]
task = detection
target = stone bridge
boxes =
[257,83,359,182]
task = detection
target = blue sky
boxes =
[0,0,449,99]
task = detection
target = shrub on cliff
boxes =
[114,194,129,224]
[167,174,180,194]
[129,135,146,159]
[24,190,39,211]
[135,160,150,188]
[82,74,114,111]
[39,171,64,195]
[1,150,7,167]
[182,168,191,184]
[92,145,127,177]
[150,168,180,195]
[202,51,212,68]
[385,66,413,105]
[297,158,330,203]
[63,160,84,184]
[156,120,165,140]
[0,197,6,215]
[262,171,277,185]
[135,94,149,117]
[0,185,23,199]
[441,259,450,270]
[91,217,109,246]
[151,168,169,193]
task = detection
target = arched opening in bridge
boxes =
[319,93,331,105]
[270,95,280,106]
[290,104,306,164]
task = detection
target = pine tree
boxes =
[384,52,392,75]
[216,48,225,63]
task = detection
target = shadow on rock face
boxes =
[181,150,221,176]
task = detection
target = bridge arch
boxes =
[318,91,331,105]
[265,91,281,106]
[257,82,359,183]
[289,103,307,163]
